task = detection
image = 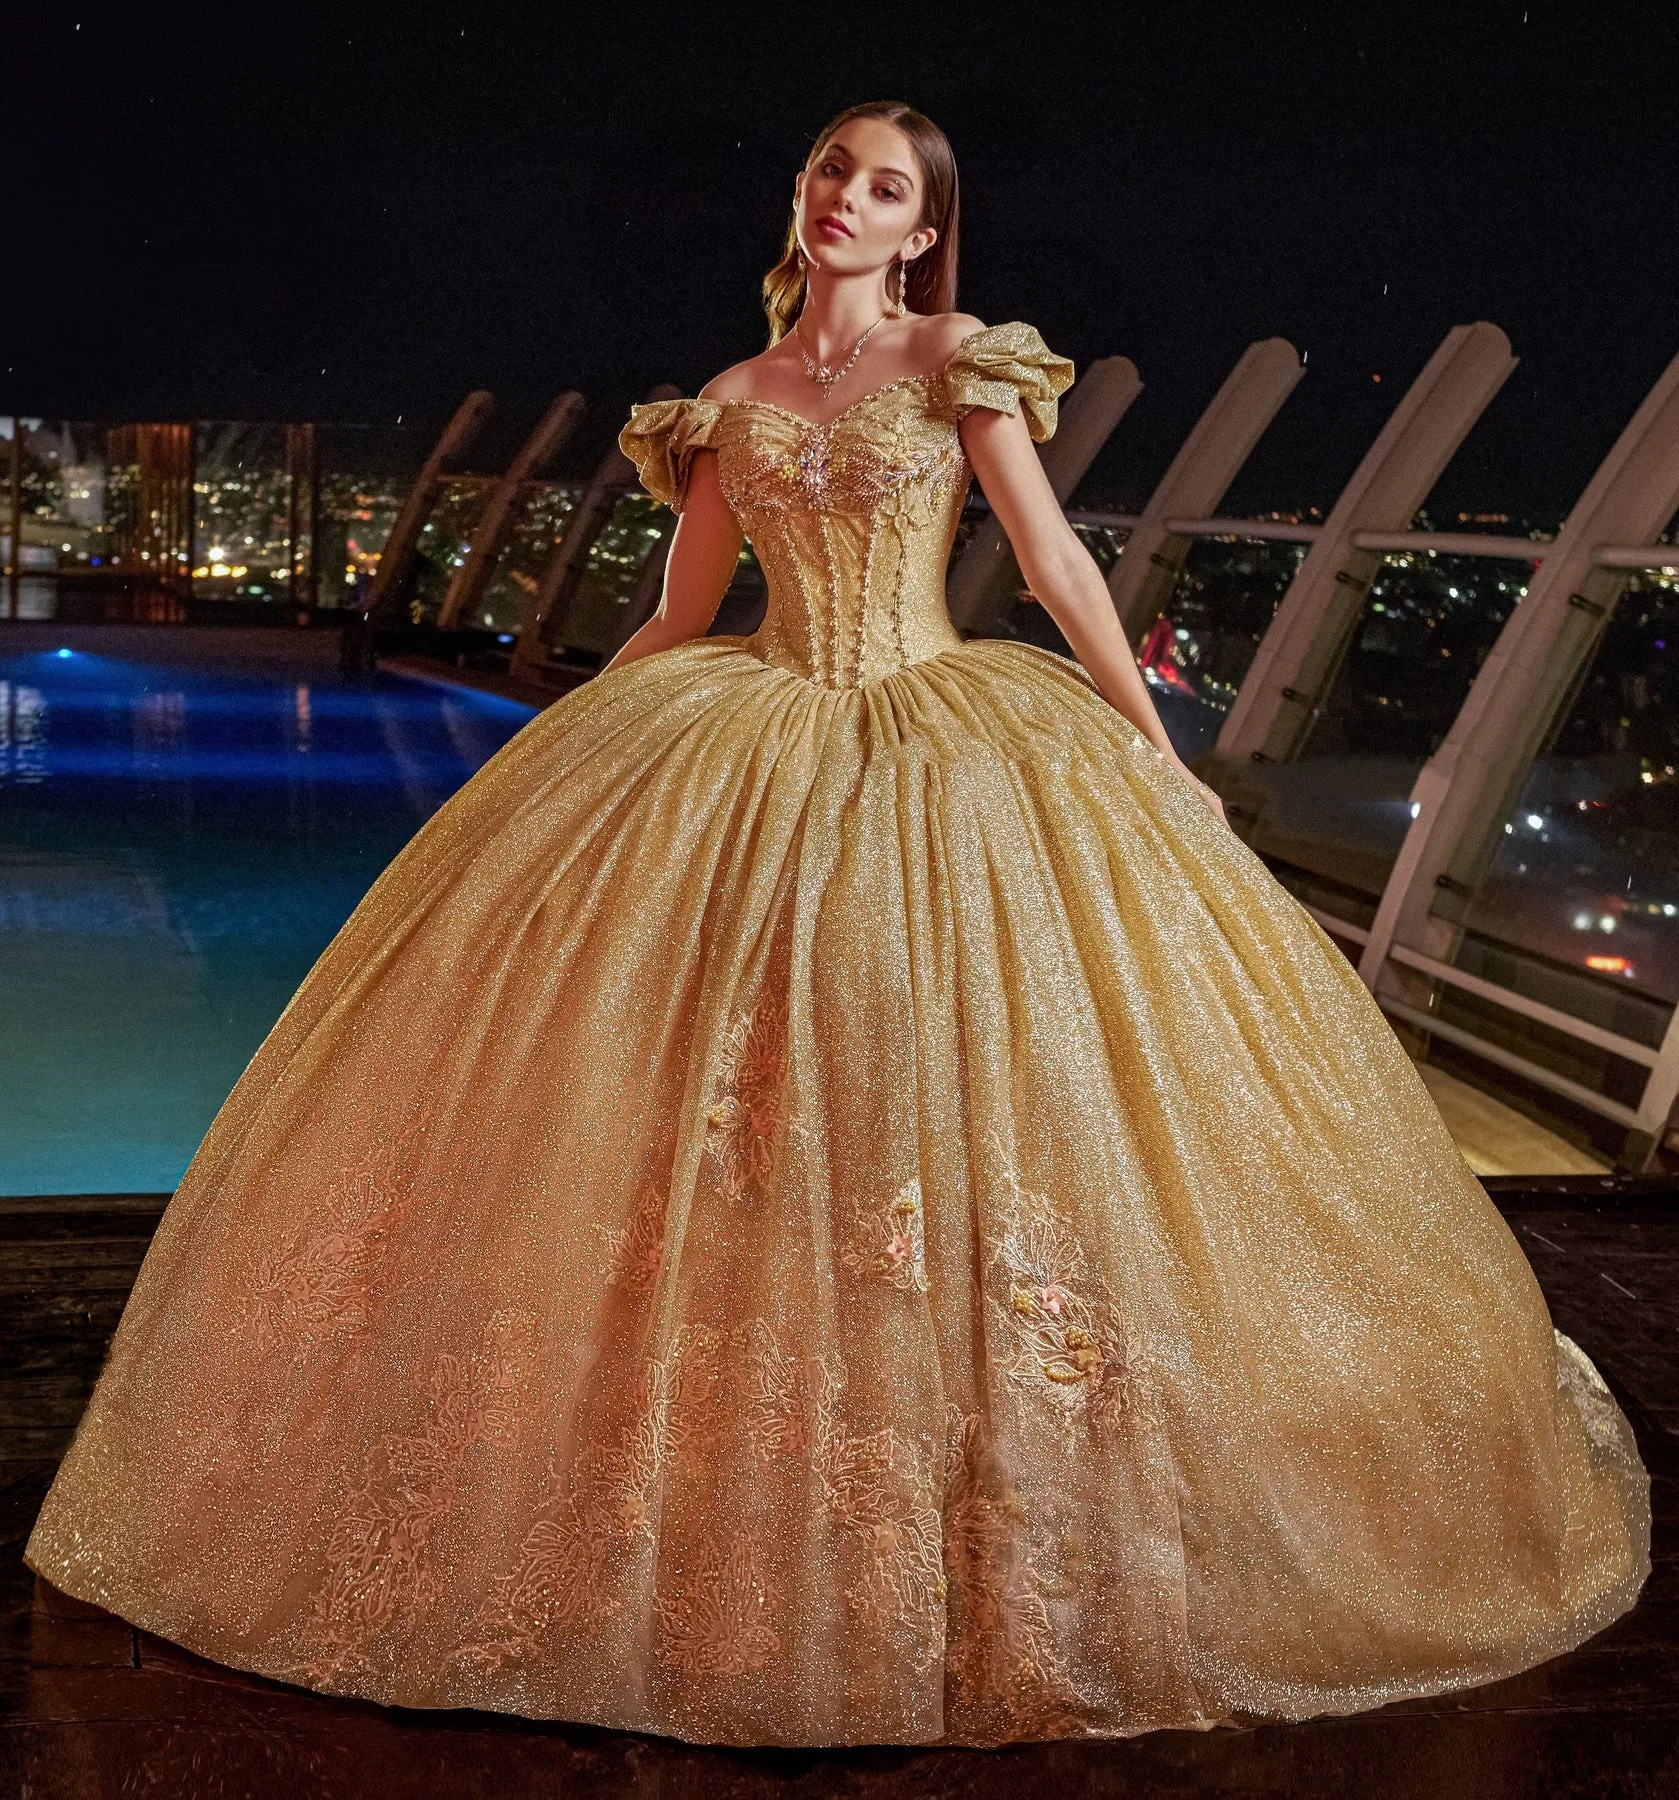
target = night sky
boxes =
[12,1,1678,516]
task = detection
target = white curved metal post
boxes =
[436,391,584,630]
[511,384,681,679]
[363,390,494,619]
[1207,324,1517,785]
[1360,349,1679,1026]
[1107,339,1304,643]
[1633,1019,1679,1167]
[945,356,1141,635]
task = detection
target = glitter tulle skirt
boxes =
[26,635,1650,1746]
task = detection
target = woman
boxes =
[27,100,1648,1748]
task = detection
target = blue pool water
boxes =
[0,635,536,1194]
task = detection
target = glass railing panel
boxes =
[15,421,195,618]
[2,419,120,576]
[6,418,558,623]
[553,493,671,657]
[192,422,294,602]
[3,419,124,617]
[1244,550,1532,906]
[465,481,582,635]
[1151,535,1307,760]
[402,476,496,626]
[316,422,432,610]
[986,526,1306,762]
[1458,540,1679,1010]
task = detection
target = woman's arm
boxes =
[959,404,1227,823]
[600,449,743,674]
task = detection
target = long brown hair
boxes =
[762,101,961,345]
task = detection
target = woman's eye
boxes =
[877,187,904,202]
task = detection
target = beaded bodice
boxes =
[620,323,1073,690]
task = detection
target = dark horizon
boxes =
[10,1,1679,515]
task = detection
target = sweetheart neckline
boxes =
[715,370,943,433]
[703,321,1004,432]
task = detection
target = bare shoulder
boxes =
[698,347,784,403]
[911,311,989,364]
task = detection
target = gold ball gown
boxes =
[26,323,1650,1748]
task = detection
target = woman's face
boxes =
[794,118,937,284]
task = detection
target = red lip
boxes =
[816,216,853,239]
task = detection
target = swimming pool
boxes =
[0,627,537,1195]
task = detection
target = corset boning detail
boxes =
[711,383,974,690]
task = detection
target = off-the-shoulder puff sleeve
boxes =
[943,322,1075,443]
[617,397,724,513]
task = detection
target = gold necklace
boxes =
[794,312,889,389]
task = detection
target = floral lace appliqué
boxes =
[704,989,796,1204]
[458,1322,767,1672]
[654,1531,782,1679]
[744,1319,812,1458]
[745,1329,945,1666]
[813,1363,945,1661]
[242,1136,417,1362]
[296,1308,536,1684]
[984,1142,1140,1438]
[943,1407,1089,1740]
[842,1175,929,1294]
[457,1355,676,1671]
[460,1319,943,1678]
[597,1181,667,1293]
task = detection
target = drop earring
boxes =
[893,260,908,317]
